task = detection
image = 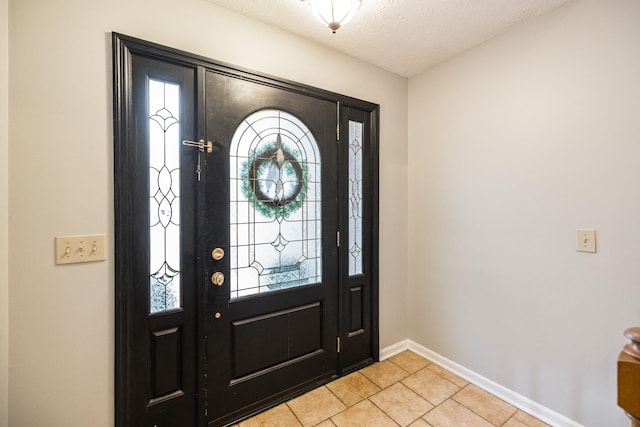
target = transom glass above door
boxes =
[229,109,322,299]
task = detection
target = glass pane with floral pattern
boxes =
[348,120,363,276]
[148,79,181,313]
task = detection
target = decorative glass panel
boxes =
[148,79,181,313]
[230,110,322,299]
[348,121,363,276]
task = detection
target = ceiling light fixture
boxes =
[302,0,362,33]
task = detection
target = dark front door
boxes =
[203,72,340,425]
[114,33,379,427]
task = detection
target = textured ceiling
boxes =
[206,0,572,77]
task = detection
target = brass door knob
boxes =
[211,248,225,261]
[211,271,225,287]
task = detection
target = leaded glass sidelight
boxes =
[148,79,181,313]
[230,110,322,299]
[348,121,363,276]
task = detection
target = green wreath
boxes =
[241,140,309,220]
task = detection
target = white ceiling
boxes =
[206,0,572,77]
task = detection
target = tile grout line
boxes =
[284,399,304,426]
[450,383,520,427]
[363,394,405,427]
[385,357,450,426]
[377,357,456,426]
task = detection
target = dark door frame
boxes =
[113,32,380,426]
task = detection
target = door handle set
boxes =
[210,247,225,319]
[210,247,225,287]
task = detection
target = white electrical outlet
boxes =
[55,234,106,264]
[576,229,596,253]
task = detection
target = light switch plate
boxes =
[576,229,596,253]
[55,234,106,264]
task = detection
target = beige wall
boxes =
[408,0,640,425]
[1,0,9,424]
[7,0,408,425]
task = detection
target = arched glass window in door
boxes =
[230,109,322,299]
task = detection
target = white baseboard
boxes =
[379,339,412,360]
[380,340,583,427]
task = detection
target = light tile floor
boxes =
[235,351,550,427]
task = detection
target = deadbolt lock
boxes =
[211,247,225,261]
[211,271,225,287]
